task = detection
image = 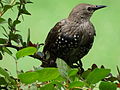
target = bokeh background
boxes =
[0,0,120,77]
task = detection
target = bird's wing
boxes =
[43,20,64,53]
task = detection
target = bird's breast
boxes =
[55,21,95,48]
[79,21,95,45]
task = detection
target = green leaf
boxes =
[0,2,3,7]
[56,58,70,79]
[117,66,120,81]
[0,38,7,44]
[54,75,65,81]
[17,34,24,46]
[18,71,39,84]
[69,81,85,89]
[117,65,120,75]
[2,47,12,56]
[16,47,37,59]
[27,28,30,45]
[0,67,9,78]
[68,69,78,77]
[14,34,23,43]
[13,20,21,26]
[18,68,60,84]
[9,33,22,43]
[39,83,55,90]
[0,18,6,23]
[8,18,12,27]
[37,68,60,82]
[0,47,4,54]
[69,89,80,90]
[86,68,111,84]
[0,53,3,60]
[81,70,91,79]
[8,76,17,85]
[0,77,7,85]
[99,81,117,90]
[0,67,16,85]
[21,5,31,15]
[1,26,8,38]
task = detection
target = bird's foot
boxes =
[76,61,84,74]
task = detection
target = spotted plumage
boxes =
[42,3,106,68]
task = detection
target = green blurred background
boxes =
[0,0,120,77]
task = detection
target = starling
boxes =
[42,3,106,69]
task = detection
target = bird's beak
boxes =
[93,5,107,10]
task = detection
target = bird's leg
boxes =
[41,59,57,67]
[76,60,84,74]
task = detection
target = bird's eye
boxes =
[87,7,93,11]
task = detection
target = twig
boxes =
[0,44,43,60]
[0,44,21,51]
[0,0,16,16]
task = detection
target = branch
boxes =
[0,44,43,60]
[0,42,56,68]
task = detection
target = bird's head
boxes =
[68,3,107,22]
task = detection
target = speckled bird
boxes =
[42,3,106,69]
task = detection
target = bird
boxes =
[41,3,106,70]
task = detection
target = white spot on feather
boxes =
[62,38,64,41]
[58,36,61,39]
